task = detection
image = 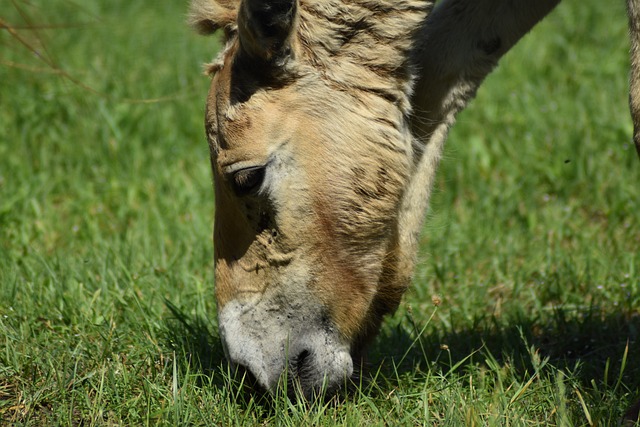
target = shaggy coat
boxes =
[190,0,640,400]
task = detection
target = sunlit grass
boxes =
[1,0,639,425]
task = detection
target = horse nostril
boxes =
[293,349,311,378]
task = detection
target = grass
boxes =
[1,0,639,425]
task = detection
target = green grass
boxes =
[1,0,639,425]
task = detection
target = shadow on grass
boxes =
[370,306,640,414]
[162,300,225,380]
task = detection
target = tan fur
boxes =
[198,0,431,345]
[191,0,640,395]
[188,0,237,34]
[628,0,640,158]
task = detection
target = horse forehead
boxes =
[209,77,288,158]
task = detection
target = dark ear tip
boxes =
[268,0,297,15]
[238,0,298,62]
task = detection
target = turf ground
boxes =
[1,0,639,425]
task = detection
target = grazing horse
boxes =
[189,0,640,399]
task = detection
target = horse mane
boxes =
[189,0,432,112]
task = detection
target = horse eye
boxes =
[231,166,265,196]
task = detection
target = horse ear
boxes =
[188,0,238,35]
[237,0,298,65]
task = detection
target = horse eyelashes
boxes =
[232,166,266,196]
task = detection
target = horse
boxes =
[188,0,640,400]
